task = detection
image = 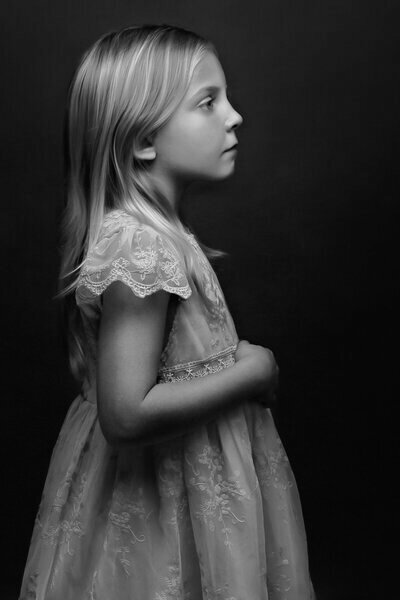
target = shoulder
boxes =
[88,209,171,260]
[75,209,192,305]
[98,209,175,252]
[99,208,146,241]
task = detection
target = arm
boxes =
[97,281,274,448]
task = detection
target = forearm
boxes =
[111,359,257,447]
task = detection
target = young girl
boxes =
[20,24,316,600]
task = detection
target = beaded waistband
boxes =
[157,344,237,384]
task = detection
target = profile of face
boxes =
[143,51,243,194]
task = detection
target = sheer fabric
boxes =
[20,209,316,600]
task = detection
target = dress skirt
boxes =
[20,382,315,600]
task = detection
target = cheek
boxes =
[158,117,221,165]
[177,118,220,151]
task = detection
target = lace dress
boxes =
[20,209,316,600]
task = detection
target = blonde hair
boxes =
[55,24,225,383]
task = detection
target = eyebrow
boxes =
[190,84,228,100]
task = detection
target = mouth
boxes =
[223,143,238,153]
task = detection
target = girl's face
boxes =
[150,51,243,198]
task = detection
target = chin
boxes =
[190,162,236,184]
[218,163,237,179]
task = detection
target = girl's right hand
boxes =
[235,340,279,407]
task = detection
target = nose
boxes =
[225,104,243,130]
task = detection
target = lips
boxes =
[223,143,238,153]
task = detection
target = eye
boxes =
[200,96,216,111]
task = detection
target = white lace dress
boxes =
[20,209,316,600]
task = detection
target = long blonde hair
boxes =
[56,24,225,383]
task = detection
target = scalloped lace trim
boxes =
[158,345,237,383]
[76,223,192,302]
[78,255,191,299]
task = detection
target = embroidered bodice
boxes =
[75,209,239,385]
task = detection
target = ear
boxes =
[133,137,156,161]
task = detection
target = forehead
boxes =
[188,52,226,94]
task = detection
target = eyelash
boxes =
[200,96,216,111]
[199,91,232,111]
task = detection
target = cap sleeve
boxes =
[75,221,192,307]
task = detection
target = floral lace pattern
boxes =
[107,488,150,576]
[154,564,192,600]
[256,440,293,495]
[19,209,315,600]
[76,220,191,304]
[187,234,233,350]
[202,584,239,600]
[38,467,87,555]
[186,443,250,551]
[155,444,189,527]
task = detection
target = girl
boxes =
[20,24,316,600]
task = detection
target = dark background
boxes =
[1,1,398,598]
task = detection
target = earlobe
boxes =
[134,147,156,161]
[133,139,156,161]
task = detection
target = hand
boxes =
[235,340,279,407]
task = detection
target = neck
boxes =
[147,166,190,212]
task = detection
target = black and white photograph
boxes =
[1,1,397,599]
